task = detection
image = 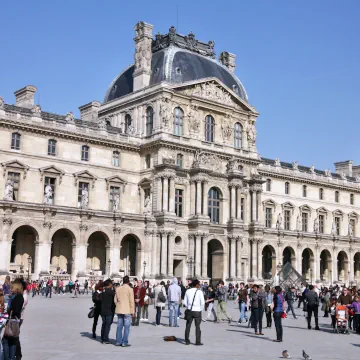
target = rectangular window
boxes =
[11,133,21,150]
[350,219,356,236]
[145,154,151,169]
[112,151,120,167]
[48,139,56,156]
[44,177,56,205]
[335,191,339,203]
[265,208,272,228]
[303,185,307,197]
[335,216,340,235]
[109,186,120,211]
[77,182,89,207]
[175,189,183,217]
[302,212,308,232]
[7,172,20,200]
[284,210,291,230]
[81,145,89,161]
[350,194,354,205]
[319,214,324,234]
[319,188,324,200]
[240,197,244,220]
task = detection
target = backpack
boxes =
[157,286,166,303]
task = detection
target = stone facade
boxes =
[0,22,359,285]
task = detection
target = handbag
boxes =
[88,307,95,319]
[4,318,20,338]
[185,289,199,321]
[157,286,166,303]
[269,302,274,312]
[281,311,287,319]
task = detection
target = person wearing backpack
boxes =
[153,281,167,326]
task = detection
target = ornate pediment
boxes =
[192,150,222,172]
[174,79,254,112]
[262,199,277,209]
[105,175,127,190]
[39,165,65,183]
[73,170,97,187]
[1,160,30,179]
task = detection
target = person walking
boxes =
[100,279,115,344]
[215,280,232,323]
[273,286,285,342]
[235,282,248,324]
[114,275,134,347]
[249,284,266,335]
[132,279,145,326]
[202,285,217,322]
[321,287,330,317]
[265,285,273,328]
[141,280,151,321]
[285,286,297,319]
[305,285,320,330]
[91,281,103,339]
[153,281,167,326]
[168,277,181,327]
[297,283,306,308]
[184,279,205,345]
[84,280,89,295]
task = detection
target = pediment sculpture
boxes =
[192,150,222,172]
[187,105,200,133]
[159,98,172,129]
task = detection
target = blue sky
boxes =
[1,1,359,170]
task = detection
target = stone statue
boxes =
[296,215,302,231]
[356,175,360,183]
[159,98,171,129]
[187,105,200,133]
[65,111,75,123]
[274,158,281,167]
[31,104,41,115]
[98,117,107,130]
[144,195,151,213]
[292,161,299,171]
[324,169,332,178]
[113,194,120,211]
[340,173,347,180]
[81,188,89,208]
[276,213,282,230]
[309,165,315,174]
[348,222,354,237]
[43,184,53,204]
[3,179,14,201]
[247,123,257,144]
[313,217,319,233]
[331,221,337,235]
[0,96,4,110]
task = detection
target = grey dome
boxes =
[104,47,248,103]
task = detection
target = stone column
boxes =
[168,232,175,277]
[157,177,162,212]
[350,250,354,285]
[236,188,241,220]
[0,218,13,274]
[201,237,208,278]
[202,181,209,216]
[229,237,236,278]
[196,181,202,215]
[250,239,258,279]
[230,186,236,219]
[246,193,251,224]
[162,177,169,212]
[195,234,201,278]
[257,241,263,279]
[236,238,242,279]
[190,181,196,215]
[34,241,52,276]
[251,191,256,223]
[161,232,168,277]
[332,247,338,283]
[151,232,158,277]
[169,176,176,214]
[72,244,87,279]
[315,246,321,282]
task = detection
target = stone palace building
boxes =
[0,22,359,286]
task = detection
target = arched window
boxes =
[266,179,271,192]
[125,114,132,134]
[146,107,153,136]
[303,185,307,197]
[285,182,290,195]
[335,191,339,203]
[173,107,184,136]
[176,153,183,168]
[11,133,21,150]
[319,188,324,200]
[81,145,89,161]
[205,115,215,142]
[234,122,242,148]
[208,187,220,224]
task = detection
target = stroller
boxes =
[334,305,349,334]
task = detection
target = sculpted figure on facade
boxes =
[144,195,151,213]
[324,169,332,178]
[81,188,89,208]
[159,98,171,129]
[313,217,319,233]
[356,175,360,183]
[0,96,4,110]
[309,165,315,174]
[292,161,299,171]
[340,173,347,180]
[348,222,354,237]
[187,105,200,134]
[226,156,243,173]
[31,104,41,116]
[192,150,221,172]
[221,115,233,142]
[274,158,281,167]
[65,111,75,123]
[3,179,14,201]
[296,215,302,231]
[43,184,53,205]
[247,122,257,145]
[331,220,337,235]
[97,117,107,130]
[276,213,282,230]
[113,194,120,211]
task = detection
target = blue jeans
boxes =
[168,301,179,326]
[101,315,113,342]
[239,302,248,321]
[2,337,16,360]
[116,314,131,345]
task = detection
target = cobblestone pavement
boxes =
[19,294,359,360]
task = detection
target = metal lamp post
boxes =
[143,261,147,282]
[27,256,32,281]
[68,258,73,278]
[186,256,194,279]
[107,259,112,278]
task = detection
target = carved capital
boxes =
[3,218,12,226]
[43,221,52,229]
[79,224,88,232]
[113,227,122,234]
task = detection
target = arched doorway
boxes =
[207,239,224,285]
[320,249,332,283]
[87,232,108,275]
[50,229,74,274]
[337,251,348,282]
[262,245,276,279]
[355,252,360,282]
[10,225,38,275]
[302,248,314,282]
[120,234,140,276]
[283,247,295,266]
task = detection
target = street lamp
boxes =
[27,256,32,281]
[142,261,147,282]
[107,259,112,278]
[68,258,73,278]
[186,256,194,279]
[329,269,332,284]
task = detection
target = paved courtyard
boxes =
[20,294,359,360]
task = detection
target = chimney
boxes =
[133,21,153,91]
[334,160,353,177]
[78,101,101,122]
[219,52,236,73]
[14,85,37,108]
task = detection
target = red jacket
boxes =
[133,287,146,307]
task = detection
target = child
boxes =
[330,299,337,329]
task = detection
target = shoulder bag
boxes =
[157,286,166,303]
[4,313,20,338]
[184,289,199,321]
[88,306,95,318]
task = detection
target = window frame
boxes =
[176,153,183,168]
[350,193,354,205]
[335,191,339,203]
[285,182,290,195]
[266,179,271,192]
[208,187,220,224]
[81,145,89,162]
[302,212,308,232]
[175,188,183,217]
[7,172,20,201]
[334,216,341,235]
[173,107,184,136]
[112,151,120,167]
[44,176,56,205]
[77,182,89,208]
[145,107,153,136]
[125,114,132,134]
[318,214,325,234]
[265,207,272,228]
[234,122,242,148]
[48,139,57,156]
[205,115,215,142]
[109,185,121,211]
[319,188,324,200]
[145,154,151,169]
[11,133,21,150]
[284,210,291,230]
[303,185,307,198]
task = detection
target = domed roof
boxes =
[104,28,248,103]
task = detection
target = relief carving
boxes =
[192,150,222,172]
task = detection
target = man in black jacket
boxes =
[305,285,320,330]
[100,279,115,344]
